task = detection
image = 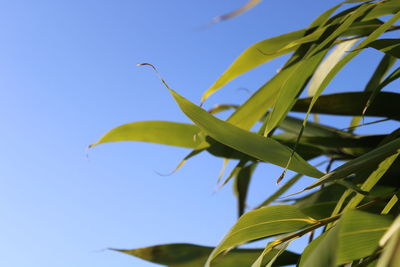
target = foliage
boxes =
[91,0,400,266]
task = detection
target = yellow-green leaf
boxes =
[205,205,317,266]
[89,121,202,149]
[169,89,324,177]
[300,210,392,266]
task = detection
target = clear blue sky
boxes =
[1,1,397,266]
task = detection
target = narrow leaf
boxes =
[113,243,300,267]
[341,151,399,211]
[368,38,400,58]
[300,210,393,266]
[308,39,359,97]
[205,205,317,266]
[292,92,400,120]
[305,138,400,190]
[169,89,324,177]
[89,121,202,149]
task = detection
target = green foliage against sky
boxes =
[92,0,400,266]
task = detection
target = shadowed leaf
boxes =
[113,243,300,267]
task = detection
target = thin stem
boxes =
[340,118,390,131]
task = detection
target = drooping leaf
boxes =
[233,162,257,217]
[205,205,317,266]
[168,88,324,178]
[113,243,300,267]
[89,121,202,149]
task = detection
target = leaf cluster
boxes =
[91,0,400,266]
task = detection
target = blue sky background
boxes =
[1,1,399,266]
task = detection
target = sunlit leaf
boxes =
[300,210,393,266]
[201,29,307,103]
[202,5,387,104]
[308,39,359,97]
[341,151,399,211]
[205,205,317,266]
[89,121,202,149]
[169,88,324,177]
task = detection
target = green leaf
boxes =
[342,152,400,211]
[168,88,324,178]
[381,194,399,215]
[377,65,400,90]
[368,39,400,58]
[301,11,400,125]
[299,222,340,267]
[278,114,349,138]
[113,243,300,267]
[225,19,388,131]
[377,229,400,267]
[233,162,256,217]
[350,53,397,130]
[337,210,392,264]
[89,121,202,149]
[264,4,375,136]
[263,49,328,136]
[351,0,400,21]
[200,29,307,103]
[286,11,400,171]
[205,205,317,266]
[305,137,400,190]
[380,214,400,246]
[300,210,393,266]
[292,92,400,120]
[308,39,359,97]
[201,4,386,104]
